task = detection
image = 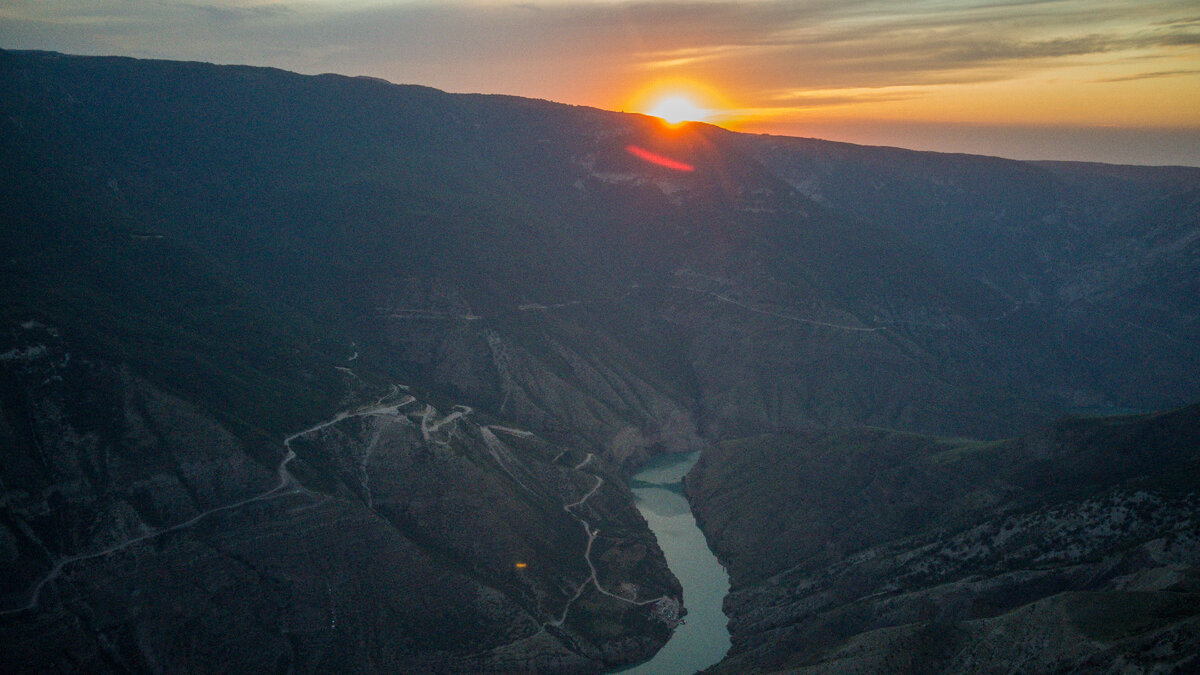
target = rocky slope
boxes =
[686,406,1200,673]
[0,320,678,672]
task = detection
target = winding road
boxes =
[549,452,673,627]
[1,386,413,617]
[4,377,674,645]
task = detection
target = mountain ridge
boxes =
[1,49,1198,672]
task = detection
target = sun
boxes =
[645,94,711,125]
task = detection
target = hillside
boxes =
[686,406,1200,673]
[1,49,1198,672]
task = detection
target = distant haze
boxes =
[2,0,1198,166]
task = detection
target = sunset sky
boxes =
[3,0,1199,165]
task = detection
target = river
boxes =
[617,451,731,674]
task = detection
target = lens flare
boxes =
[625,145,694,171]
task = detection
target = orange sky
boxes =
[3,1,1198,164]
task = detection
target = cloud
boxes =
[3,1,1197,73]
[765,87,926,108]
[181,2,295,23]
[1094,68,1200,82]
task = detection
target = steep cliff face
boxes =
[686,406,1200,673]
[0,320,678,673]
[371,294,708,472]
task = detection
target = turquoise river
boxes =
[617,451,731,674]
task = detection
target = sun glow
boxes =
[626,80,741,128]
[646,94,711,124]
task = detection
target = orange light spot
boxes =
[515,562,528,569]
[625,145,694,172]
[646,95,710,125]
